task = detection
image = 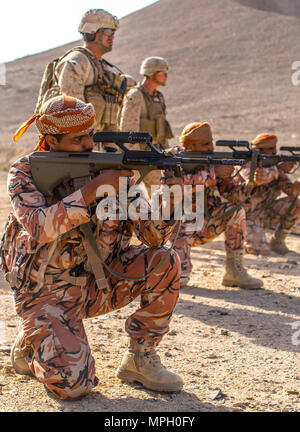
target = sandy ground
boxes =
[0,169,299,413]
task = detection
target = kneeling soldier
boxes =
[170,121,263,290]
[1,95,183,400]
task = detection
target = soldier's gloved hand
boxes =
[254,168,273,185]
[81,169,134,205]
[277,161,296,173]
[214,165,234,178]
[291,181,300,198]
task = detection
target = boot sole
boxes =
[116,368,183,393]
[222,279,263,290]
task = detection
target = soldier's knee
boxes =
[45,381,92,400]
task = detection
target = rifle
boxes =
[211,140,300,168]
[29,132,247,197]
[28,131,246,285]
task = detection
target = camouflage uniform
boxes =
[55,48,124,138]
[170,167,247,278]
[238,163,300,255]
[119,57,174,195]
[3,155,181,400]
[36,9,130,152]
[170,121,262,289]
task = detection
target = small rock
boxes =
[207,389,225,400]
[192,295,196,299]
[206,352,217,359]
[0,346,11,353]
[221,329,229,336]
[178,314,184,318]
[168,329,177,336]
[194,330,202,334]
[165,351,172,358]
[287,390,299,395]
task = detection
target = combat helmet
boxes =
[78,9,119,35]
[140,57,169,77]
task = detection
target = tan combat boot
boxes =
[116,339,184,392]
[270,228,290,255]
[222,248,264,289]
[10,330,32,376]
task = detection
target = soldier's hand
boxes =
[81,169,134,205]
[254,168,271,185]
[291,181,300,198]
[277,161,296,173]
[214,165,234,178]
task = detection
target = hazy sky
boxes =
[0,0,157,63]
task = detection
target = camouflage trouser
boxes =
[170,202,246,277]
[245,196,300,254]
[14,245,180,400]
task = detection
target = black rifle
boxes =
[29,132,246,196]
[213,140,300,167]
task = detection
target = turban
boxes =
[180,122,213,149]
[250,133,277,150]
[14,95,96,151]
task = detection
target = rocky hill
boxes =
[0,0,300,166]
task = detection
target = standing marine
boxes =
[36,9,134,150]
[119,56,174,195]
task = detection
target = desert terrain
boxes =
[0,0,299,413]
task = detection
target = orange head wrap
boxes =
[13,95,96,151]
[250,133,277,151]
[180,122,213,150]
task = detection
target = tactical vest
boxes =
[35,47,127,129]
[136,84,174,150]
[82,49,127,130]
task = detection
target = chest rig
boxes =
[137,84,174,150]
[82,48,127,130]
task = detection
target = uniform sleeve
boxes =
[126,178,177,248]
[277,173,296,196]
[239,163,279,184]
[217,177,249,204]
[8,157,91,245]
[56,51,93,101]
[119,89,143,133]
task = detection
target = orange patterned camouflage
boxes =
[238,164,300,254]
[169,168,247,278]
[4,154,181,400]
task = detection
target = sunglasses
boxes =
[100,28,116,37]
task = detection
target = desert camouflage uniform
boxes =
[55,48,123,147]
[238,164,300,254]
[3,155,180,400]
[119,85,172,195]
[170,167,247,278]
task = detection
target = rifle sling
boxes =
[79,219,182,288]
